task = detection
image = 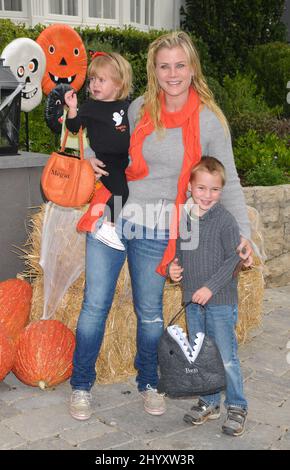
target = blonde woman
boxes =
[69,32,253,422]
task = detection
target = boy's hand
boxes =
[169,258,183,282]
[192,287,212,305]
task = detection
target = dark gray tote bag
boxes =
[157,302,226,398]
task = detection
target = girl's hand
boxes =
[64,89,78,109]
[192,287,212,305]
[89,157,109,180]
[169,258,183,282]
[237,236,253,267]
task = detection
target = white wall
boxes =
[0,0,183,30]
[153,0,178,30]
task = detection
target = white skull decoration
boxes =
[1,38,46,112]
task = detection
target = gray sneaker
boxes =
[184,399,221,425]
[70,390,92,420]
[140,385,166,416]
[222,406,247,436]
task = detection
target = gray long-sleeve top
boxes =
[176,201,241,305]
[122,96,251,240]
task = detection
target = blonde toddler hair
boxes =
[88,52,132,100]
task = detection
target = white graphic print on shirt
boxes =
[112,109,124,126]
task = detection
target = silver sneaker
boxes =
[70,390,92,420]
[140,385,166,416]
[184,399,221,425]
[222,406,247,436]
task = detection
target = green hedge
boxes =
[0,20,214,154]
[248,42,290,116]
[0,19,41,48]
[234,130,290,186]
[0,20,213,99]
[181,0,287,79]
[1,20,289,187]
[217,73,282,140]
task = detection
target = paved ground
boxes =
[1,286,290,451]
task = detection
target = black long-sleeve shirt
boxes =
[66,98,130,167]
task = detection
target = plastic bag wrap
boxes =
[247,205,267,264]
[39,202,86,319]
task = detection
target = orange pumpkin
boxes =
[0,324,15,381]
[0,278,32,341]
[12,320,75,389]
[36,24,87,95]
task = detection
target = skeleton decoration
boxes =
[1,38,46,112]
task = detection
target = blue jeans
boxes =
[186,303,247,410]
[70,219,169,392]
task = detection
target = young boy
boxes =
[169,156,248,437]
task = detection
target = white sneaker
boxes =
[70,390,92,420]
[94,223,125,251]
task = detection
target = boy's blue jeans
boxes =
[186,303,248,410]
[70,220,169,392]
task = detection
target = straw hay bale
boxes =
[23,204,264,384]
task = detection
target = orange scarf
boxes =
[154,88,202,275]
[77,88,201,276]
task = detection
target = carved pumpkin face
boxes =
[36,24,87,95]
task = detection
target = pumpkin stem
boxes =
[38,380,47,390]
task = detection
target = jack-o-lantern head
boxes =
[36,24,87,95]
[1,38,46,112]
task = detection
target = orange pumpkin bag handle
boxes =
[60,127,84,160]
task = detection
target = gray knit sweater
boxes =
[176,201,241,305]
[122,96,251,240]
